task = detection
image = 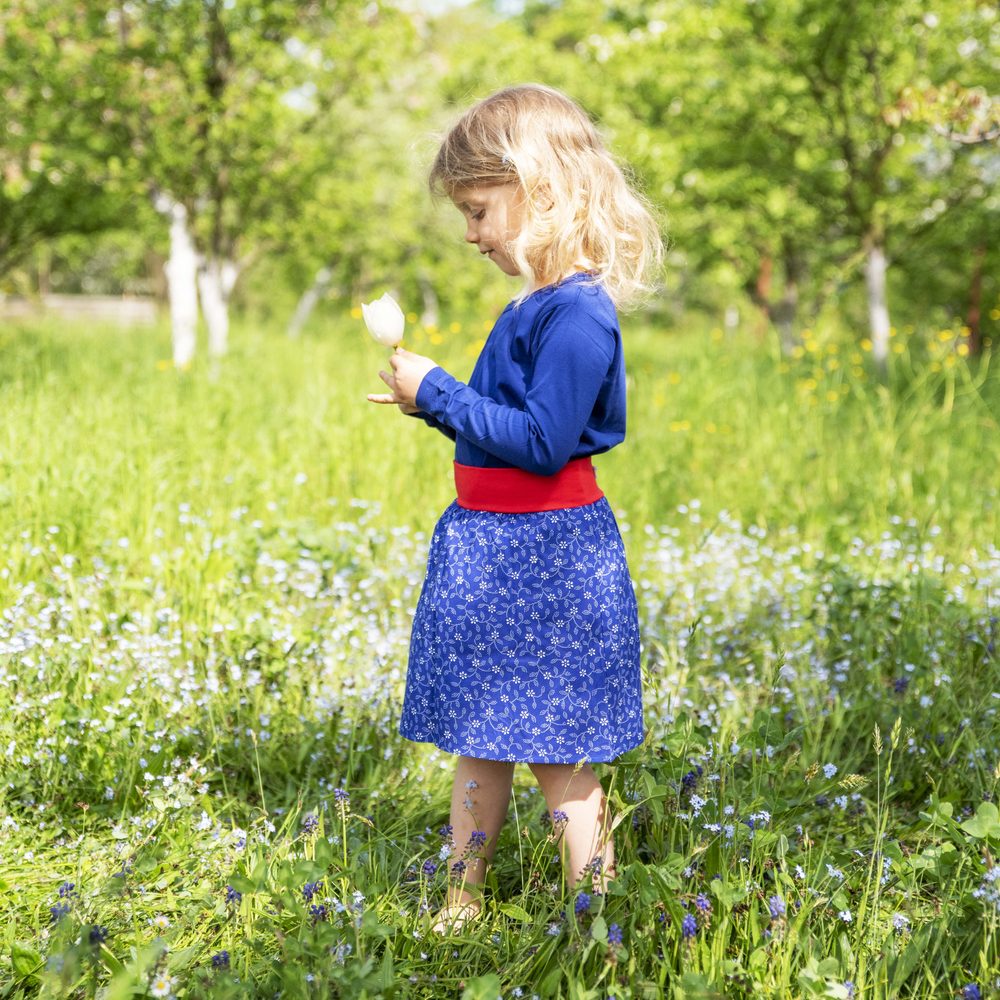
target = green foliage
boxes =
[0,316,997,996]
[3,0,996,336]
[0,1,135,274]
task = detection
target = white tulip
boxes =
[361,293,405,347]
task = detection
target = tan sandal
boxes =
[430,899,484,934]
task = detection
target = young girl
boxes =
[367,83,662,932]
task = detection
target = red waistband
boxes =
[454,457,604,513]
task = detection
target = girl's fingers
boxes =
[367,393,397,403]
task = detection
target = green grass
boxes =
[0,314,997,998]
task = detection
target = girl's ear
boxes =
[531,179,555,213]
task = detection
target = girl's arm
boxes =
[409,302,615,476]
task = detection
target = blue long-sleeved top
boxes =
[408,271,626,476]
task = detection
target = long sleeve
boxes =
[414,299,615,476]
[404,408,458,441]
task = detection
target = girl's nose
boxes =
[464,222,478,244]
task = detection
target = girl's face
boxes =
[451,183,526,279]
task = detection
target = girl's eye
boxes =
[472,210,485,221]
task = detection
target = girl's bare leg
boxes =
[529,762,615,892]
[433,755,514,929]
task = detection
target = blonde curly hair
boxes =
[429,83,664,313]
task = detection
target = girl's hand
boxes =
[366,348,438,410]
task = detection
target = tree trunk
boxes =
[157,196,199,368]
[864,235,891,379]
[753,253,772,339]
[287,263,334,338]
[197,257,238,357]
[967,243,985,357]
[418,276,440,329]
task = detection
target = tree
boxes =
[490,0,998,369]
[0,2,133,281]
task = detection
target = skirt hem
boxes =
[398,728,646,765]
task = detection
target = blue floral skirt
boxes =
[398,497,644,763]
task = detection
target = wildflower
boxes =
[552,809,569,825]
[575,892,592,915]
[681,767,702,792]
[826,864,844,880]
[150,974,175,998]
[586,855,604,876]
[608,923,623,945]
[49,902,71,923]
[212,950,230,969]
[681,913,698,939]
[466,830,488,854]
[450,860,467,879]
[892,913,910,934]
[844,982,855,999]
[465,779,479,791]
[823,764,838,779]
[972,865,1000,913]
[960,985,981,1000]
[57,881,77,898]
[302,881,321,902]
[695,894,711,913]
[437,823,453,840]
[151,914,170,931]
[310,903,329,924]
[301,812,319,835]
[88,925,109,945]
[546,922,561,936]
[225,885,242,906]
[422,859,438,877]
[838,909,853,923]
[768,895,786,920]
[893,676,910,694]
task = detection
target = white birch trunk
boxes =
[197,257,239,357]
[287,265,333,338]
[158,197,199,368]
[419,277,440,330]
[865,239,891,377]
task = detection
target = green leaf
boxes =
[677,972,719,998]
[11,942,42,980]
[590,915,608,944]
[540,965,563,994]
[959,801,1000,840]
[374,947,394,991]
[889,924,933,992]
[227,874,256,894]
[499,902,531,922]
[709,879,747,907]
[461,973,501,1000]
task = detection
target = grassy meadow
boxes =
[0,311,998,999]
